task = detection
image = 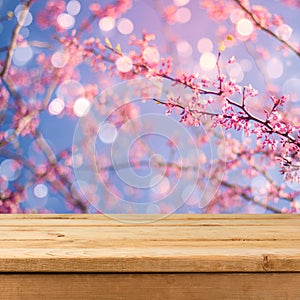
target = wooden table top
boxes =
[0,214,299,273]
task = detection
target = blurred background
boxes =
[0,0,299,213]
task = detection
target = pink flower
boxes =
[228,56,236,64]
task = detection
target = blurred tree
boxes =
[0,0,299,213]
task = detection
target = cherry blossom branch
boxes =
[232,0,300,58]
[222,144,296,200]
[1,74,24,109]
[97,158,288,213]
[0,1,33,78]
[97,42,299,150]
[99,41,300,173]
[161,74,222,96]
[0,148,37,173]
[0,147,86,212]
[153,98,219,117]
[102,44,222,96]
[35,131,57,165]
[154,95,299,149]
[76,0,132,38]
[34,130,87,212]
[220,180,282,213]
[0,66,59,149]
[225,96,299,147]
[42,71,60,108]
[0,111,36,149]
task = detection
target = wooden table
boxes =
[0,214,299,299]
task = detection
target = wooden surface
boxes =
[1,214,300,299]
[0,214,300,273]
[0,273,300,300]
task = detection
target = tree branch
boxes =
[232,0,300,58]
[0,1,33,78]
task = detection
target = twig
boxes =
[220,180,282,213]
[0,1,33,78]
[153,98,219,117]
[232,0,300,58]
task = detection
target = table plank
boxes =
[0,214,300,273]
[0,273,300,300]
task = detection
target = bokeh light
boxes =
[48,98,65,115]
[13,46,33,66]
[143,47,160,65]
[33,183,48,198]
[173,0,190,6]
[267,57,284,79]
[57,13,75,29]
[67,0,81,16]
[99,16,115,31]
[199,52,216,71]
[197,38,213,53]
[227,63,244,82]
[236,18,254,36]
[0,159,22,181]
[98,123,118,144]
[116,56,133,72]
[150,175,171,196]
[51,51,69,68]
[14,4,23,15]
[176,40,193,57]
[175,7,191,23]
[73,97,90,117]
[276,24,293,40]
[117,18,134,35]
[15,4,33,27]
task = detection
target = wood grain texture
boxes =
[0,214,300,273]
[0,273,299,300]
